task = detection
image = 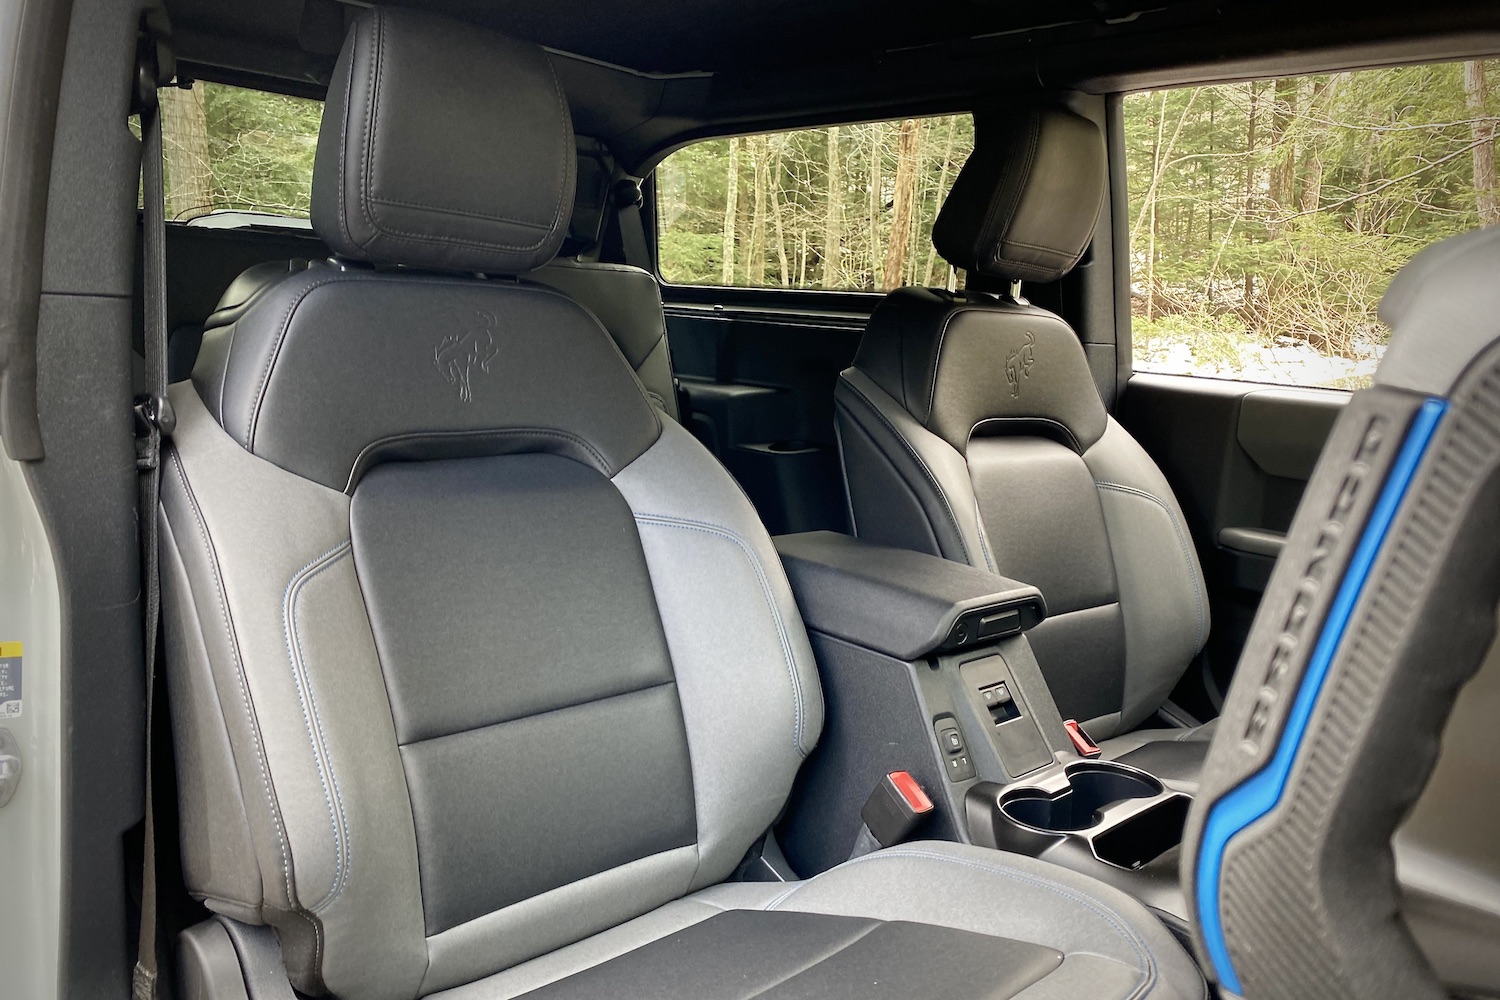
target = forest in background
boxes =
[158,82,321,220]
[657,116,974,291]
[157,59,1500,389]
[1126,59,1500,387]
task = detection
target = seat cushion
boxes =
[432,843,1205,1000]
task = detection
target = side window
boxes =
[1126,60,1500,389]
[655,116,974,291]
[157,81,323,221]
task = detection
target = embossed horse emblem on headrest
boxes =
[433,309,500,403]
[1005,331,1036,398]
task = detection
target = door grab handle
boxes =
[1217,527,1285,559]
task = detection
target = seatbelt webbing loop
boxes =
[611,177,651,270]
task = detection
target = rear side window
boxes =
[1126,60,1500,389]
[655,115,974,291]
[158,81,322,221]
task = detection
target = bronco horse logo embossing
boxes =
[1005,331,1036,398]
[433,308,500,402]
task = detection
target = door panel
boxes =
[1118,373,1347,717]
[664,293,873,536]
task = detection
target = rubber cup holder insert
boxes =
[1000,763,1162,832]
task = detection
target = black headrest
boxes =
[311,8,576,274]
[851,287,1107,453]
[932,106,1106,285]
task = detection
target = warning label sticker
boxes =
[0,642,21,719]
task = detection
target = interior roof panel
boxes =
[165,0,1500,170]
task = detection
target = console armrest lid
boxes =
[773,530,1046,660]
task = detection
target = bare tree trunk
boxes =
[1129,88,1199,247]
[721,137,740,285]
[1351,141,1374,233]
[1297,77,1334,215]
[1146,94,1164,322]
[748,136,769,285]
[881,119,921,291]
[769,137,791,285]
[1464,60,1500,226]
[1243,80,1257,307]
[161,84,214,220]
[867,127,882,288]
[923,118,959,286]
[1268,76,1299,224]
[821,127,842,288]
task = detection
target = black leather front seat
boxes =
[188,245,680,421]
[159,10,1204,998]
[836,106,1215,768]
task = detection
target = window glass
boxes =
[157,81,322,221]
[656,115,974,290]
[1126,60,1500,389]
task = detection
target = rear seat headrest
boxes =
[311,7,576,274]
[932,106,1106,285]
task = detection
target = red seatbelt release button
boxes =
[860,770,934,848]
[1063,719,1101,757]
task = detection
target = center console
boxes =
[773,530,1195,932]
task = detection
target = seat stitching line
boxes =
[333,17,357,251]
[397,679,678,749]
[838,378,976,566]
[742,923,884,999]
[923,306,988,422]
[834,396,944,554]
[345,426,613,491]
[1094,481,1207,653]
[355,10,384,250]
[763,849,1156,996]
[283,541,356,913]
[972,494,998,573]
[168,452,294,899]
[367,196,558,230]
[634,513,809,757]
[245,275,355,450]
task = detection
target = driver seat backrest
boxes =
[159,10,820,996]
[836,106,1210,743]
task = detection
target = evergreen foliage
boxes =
[1126,61,1499,386]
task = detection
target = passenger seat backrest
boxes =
[161,10,820,999]
[195,256,682,421]
[836,106,1208,739]
[528,258,679,419]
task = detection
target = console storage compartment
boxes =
[771,530,1193,931]
[771,531,1061,874]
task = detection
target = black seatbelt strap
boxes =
[132,22,176,1000]
[611,178,651,270]
[609,177,689,415]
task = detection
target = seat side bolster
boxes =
[1082,417,1210,730]
[835,369,993,571]
[159,508,265,919]
[611,420,823,887]
[163,384,430,1000]
[525,260,680,422]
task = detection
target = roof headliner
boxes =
[166,0,1500,168]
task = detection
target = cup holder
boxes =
[1000,762,1162,832]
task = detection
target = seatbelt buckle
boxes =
[1063,719,1101,758]
[133,394,176,471]
[859,771,934,849]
